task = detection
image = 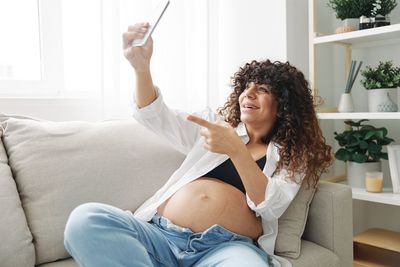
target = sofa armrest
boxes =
[302,181,353,267]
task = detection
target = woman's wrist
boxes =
[134,66,151,76]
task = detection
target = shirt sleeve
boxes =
[245,168,304,222]
[131,85,213,155]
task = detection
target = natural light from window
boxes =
[0,0,41,80]
[61,0,101,92]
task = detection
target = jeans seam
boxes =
[125,217,175,267]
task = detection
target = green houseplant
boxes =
[360,61,400,112]
[334,119,395,187]
[371,0,397,16]
[328,0,375,32]
[328,0,374,20]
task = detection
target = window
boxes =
[0,0,102,96]
[0,0,41,80]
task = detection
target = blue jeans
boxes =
[64,202,272,267]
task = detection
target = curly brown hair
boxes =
[216,59,333,189]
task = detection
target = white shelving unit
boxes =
[317,112,400,120]
[314,23,400,47]
[308,0,400,205]
[351,187,400,206]
[338,181,400,206]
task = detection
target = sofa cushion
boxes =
[0,127,36,267]
[275,180,316,258]
[0,114,185,265]
[286,239,340,267]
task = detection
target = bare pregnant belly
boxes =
[156,177,263,240]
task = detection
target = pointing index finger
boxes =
[186,114,215,129]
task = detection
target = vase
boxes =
[368,88,398,112]
[338,93,354,112]
[347,161,382,188]
[336,18,359,33]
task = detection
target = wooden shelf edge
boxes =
[353,228,400,253]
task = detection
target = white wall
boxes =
[210,0,309,111]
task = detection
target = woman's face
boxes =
[238,82,278,128]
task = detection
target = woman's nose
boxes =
[244,84,257,98]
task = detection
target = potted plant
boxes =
[334,119,395,188]
[371,0,397,27]
[327,0,375,33]
[360,61,400,112]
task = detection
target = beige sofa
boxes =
[0,114,353,267]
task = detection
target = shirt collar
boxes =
[235,121,280,152]
[235,121,248,137]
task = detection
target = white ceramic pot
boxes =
[344,18,359,30]
[336,18,359,33]
[347,161,381,188]
[338,93,354,112]
[368,88,398,112]
[398,87,400,107]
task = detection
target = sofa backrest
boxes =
[0,114,185,266]
[0,129,36,267]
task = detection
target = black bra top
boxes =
[203,155,266,194]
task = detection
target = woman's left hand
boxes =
[186,114,245,157]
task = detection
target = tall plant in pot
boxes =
[360,61,400,112]
[328,0,374,33]
[334,120,394,188]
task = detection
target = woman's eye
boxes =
[258,87,268,93]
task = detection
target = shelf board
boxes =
[354,228,400,253]
[313,24,400,47]
[317,112,400,120]
[338,181,400,206]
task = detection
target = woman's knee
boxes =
[64,202,120,246]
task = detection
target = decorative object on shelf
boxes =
[339,18,360,33]
[359,15,374,29]
[338,60,363,112]
[359,1,396,30]
[347,161,381,187]
[365,171,384,192]
[387,145,400,193]
[377,92,398,111]
[327,0,375,33]
[373,14,391,27]
[338,93,355,112]
[360,60,400,112]
[334,119,395,187]
[371,0,397,27]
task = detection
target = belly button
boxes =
[199,193,209,200]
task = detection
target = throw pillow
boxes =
[275,180,317,258]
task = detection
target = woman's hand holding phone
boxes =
[122,22,153,73]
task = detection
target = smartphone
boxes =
[132,0,170,47]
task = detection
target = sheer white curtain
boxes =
[101,0,210,120]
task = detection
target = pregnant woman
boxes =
[63,22,333,267]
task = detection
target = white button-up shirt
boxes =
[131,86,304,267]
